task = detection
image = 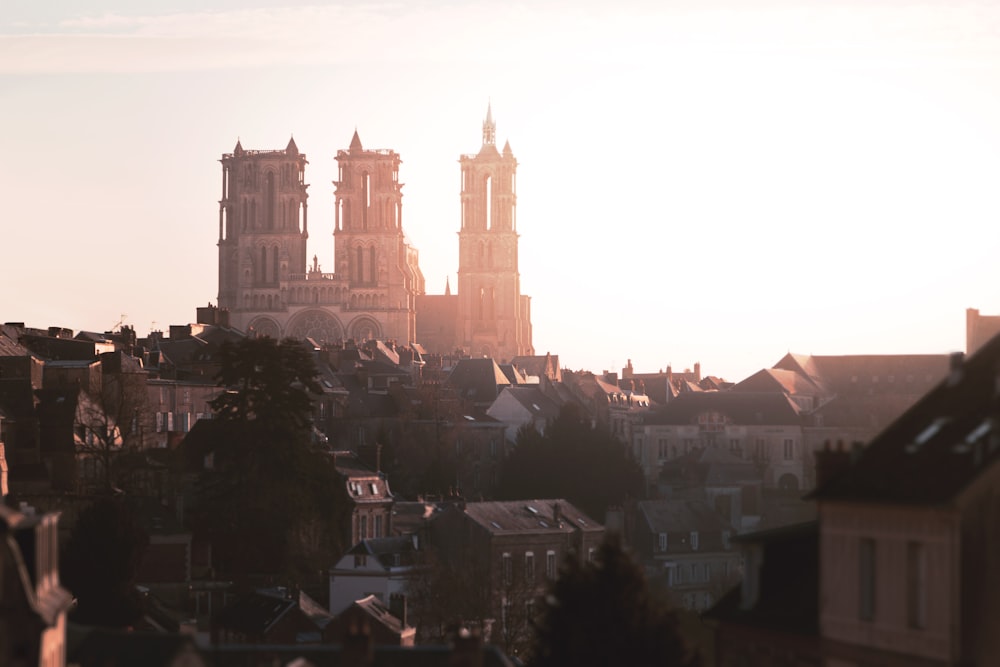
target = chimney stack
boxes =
[814,440,853,489]
[389,593,408,627]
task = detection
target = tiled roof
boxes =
[809,337,1000,504]
[460,499,601,534]
[638,498,731,533]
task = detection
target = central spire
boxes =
[482,101,496,146]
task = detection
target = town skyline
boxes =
[4,1,1000,382]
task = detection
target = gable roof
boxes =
[638,498,732,534]
[810,339,1000,505]
[446,358,511,403]
[641,391,802,426]
[458,499,601,534]
[496,386,561,420]
[213,591,298,636]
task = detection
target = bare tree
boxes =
[74,353,151,492]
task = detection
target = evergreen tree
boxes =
[530,537,699,667]
[191,337,348,578]
[498,404,644,520]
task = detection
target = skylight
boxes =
[906,417,949,454]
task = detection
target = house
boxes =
[446,358,514,409]
[0,503,73,667]
[704,521,820,666]
[657,447,764,531]
[211,588,331,644]
[707,339,1000,666]
[331,593,416,646]
[809,346,1000,665]
[334,451,394,545]
[735,351,950,488]
[631,498,741,612]
[328,535,420,615]
[426,499,604,649]
[486,385,561,444]
[632,391,804,490]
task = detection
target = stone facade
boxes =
[216,108,533,362]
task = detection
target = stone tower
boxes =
[333,131,421,342]
[456,105,533,361]
[217,137,310,317]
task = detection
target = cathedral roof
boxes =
[233,139,243,154]
[350,129,363,152]
[286,135,299,155]
[502,139,513,157]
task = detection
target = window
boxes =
[502,553,512,586]
[907,542,927,629]
[588,547,596,562]
[658,439,667,459]
[374,515,382,538]
[783,439,794,460]
[546,551,557,579]
[360,516,368,540]
[690,531,699,551]
[859,538,876,621]
[658,533,668,552]
[524,552,535,582]
[354,554,367,568]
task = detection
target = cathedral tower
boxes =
[217,137,309,314]
[456,105,533,361]
[334,131,423,342]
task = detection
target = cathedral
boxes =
[215,106,533,362]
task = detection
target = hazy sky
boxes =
[3,1,1000,382]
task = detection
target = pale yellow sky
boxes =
[3,1,1000,381]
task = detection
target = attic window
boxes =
[532,403,541,411]
[464,415,475,421]
[577,518,586,525]
[526,506,538,514]
[370,483,378,495]
[490,521,502,529]
[539,520,549,528]
[322,379,333,388]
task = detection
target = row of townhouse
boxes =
[631,352,952,492]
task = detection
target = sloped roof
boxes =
[734,368,821,396]
[459,499,601,534]
[659,447,761,487]
[347,535,419,568]
[638,498,731,533]
[810,338,1000,504]
[351,595,410,635]
[446,358,510,403]
[641,391,801,426]
[213,591,297,636]
[498,386,561,420]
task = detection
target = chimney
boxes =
[359,443,382,473]
[389,593,408,627]
[342,618,374,667]
[553,501,562,525]
[948,351,965,386]
[694,362,701,382]
[449,627,483,667]
[814,440,853,489]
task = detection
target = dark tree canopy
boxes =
[61,497,149,628]
[190,336,348,578]
[530,537,699,667]
[210,337,322,432]
[497,404,644,520]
